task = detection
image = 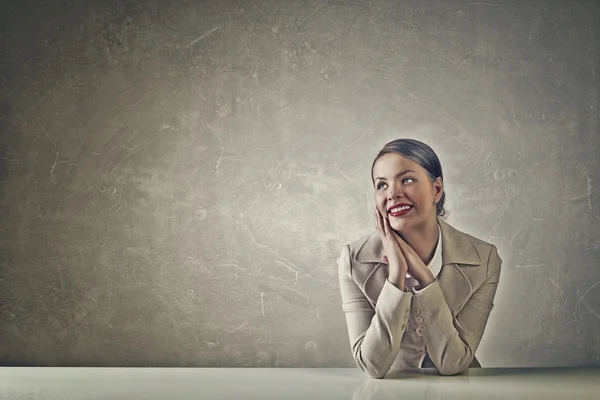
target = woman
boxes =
[337,138,502,378]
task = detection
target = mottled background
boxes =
[0,0,599,367]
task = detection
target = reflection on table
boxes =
[1,367,599,400]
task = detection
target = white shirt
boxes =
[405,223,442,294]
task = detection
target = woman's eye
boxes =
[377,178,413,189]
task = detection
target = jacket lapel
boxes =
[353,217,482,312]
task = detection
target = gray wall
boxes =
[1,0,599,367]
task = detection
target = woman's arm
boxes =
[411,244,502,376]
[337,245,413,379]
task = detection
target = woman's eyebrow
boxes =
[374,169,415,181]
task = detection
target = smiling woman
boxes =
[337,138,503,379]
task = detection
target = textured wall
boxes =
[0,0,599,367]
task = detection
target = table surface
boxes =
[2,367,600,400]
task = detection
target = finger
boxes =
[382,213,390,238]
[395,233,415,256]
[376,207,384,234]
[392,235,421,271]
[391,229,406,247]
[383,213,393,238]
[374,207,383,238]
[392,233,412,259]
[390,228,401,241]
[386,224,408,259]
[377,213,391,264]
[393,233,404,251]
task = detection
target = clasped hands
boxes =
[374,207,435,291]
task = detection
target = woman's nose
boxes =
[387,184,403,200]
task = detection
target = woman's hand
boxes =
[374,207,408,286]
[393,234,436,289]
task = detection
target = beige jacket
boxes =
[337,217,502,378]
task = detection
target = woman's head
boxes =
[371,138,446,233]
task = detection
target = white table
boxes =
[2,367,599,399]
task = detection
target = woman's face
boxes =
[372,153,443,233]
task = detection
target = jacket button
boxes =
[416,316,424,324]
[413,308,421,316]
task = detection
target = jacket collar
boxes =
[353,217,481,266]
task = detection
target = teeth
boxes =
[390,206,411,213]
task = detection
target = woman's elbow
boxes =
[366,369,387,379]
[355,358,388,379]
[437,350,475,376]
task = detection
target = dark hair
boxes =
[371,138,447,218]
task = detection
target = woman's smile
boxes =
[388,203,414,217]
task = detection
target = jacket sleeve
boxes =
[411,244,502,375]
[337,245,413,379]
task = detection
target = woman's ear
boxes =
[434,177,443,203]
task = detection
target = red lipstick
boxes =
[387,203,413,217]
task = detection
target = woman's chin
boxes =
[390,217,424,233]
[390,219,409,232]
